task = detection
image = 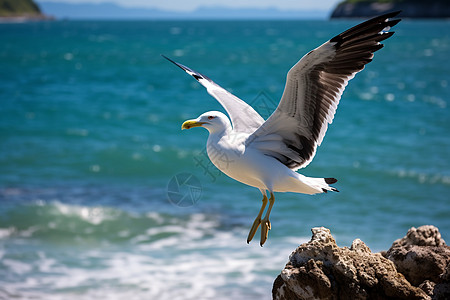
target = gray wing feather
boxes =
[246,11,401,170]
[162,55,264,134]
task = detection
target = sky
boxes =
[38,0,342,12]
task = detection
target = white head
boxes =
[181,111,231,135]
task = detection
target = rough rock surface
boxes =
[272,226,450,300]
[384,225,450,299]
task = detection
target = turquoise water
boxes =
[1,19,449,299]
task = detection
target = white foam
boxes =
[392,168,450,185]
[52,202,117,225]
[3,259,32,275]
[0,210,305,300]
[0,227,15,239]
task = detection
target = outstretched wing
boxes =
[162,55,264,134]
[246,11,401,170]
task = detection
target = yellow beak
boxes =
[181,119,205,130]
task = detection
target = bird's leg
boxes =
[260,192,275,246]
[247,193,268,244]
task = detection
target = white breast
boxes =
[206,135,266,189]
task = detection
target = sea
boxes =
[0,18,449,300]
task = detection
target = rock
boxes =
[385,225,450,299]
[390,225,446,247]
[272,227,428,300]
[434,264,450,299]
[330,0,450,19]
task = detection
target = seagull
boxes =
[163,11,401,246]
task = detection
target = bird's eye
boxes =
[208,116,215,120]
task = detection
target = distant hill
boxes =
[331,0,450,18]
[0,0,40,16]
[37,1,328,20]
[0,0,52,20]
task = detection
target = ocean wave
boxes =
[0,200,305,300]
[0,200,214,245]
[390,169,450,186]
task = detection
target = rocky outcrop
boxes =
[384,226,450,299]
[330,0,450,19]
[273,226,450,300]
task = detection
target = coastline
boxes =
[331,1,450,19]
[0,14,54,23]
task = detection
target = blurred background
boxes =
[1,1,449,299]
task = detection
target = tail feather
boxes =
[286,174,339,194]
[325,177,338,184]
[322,178,339,193]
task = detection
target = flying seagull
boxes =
[163,11,401,246]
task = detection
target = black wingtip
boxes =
[161,54,185,70]
[369,10,401,22]
[387,10,402,18]
[161,54,207,82]
[386,18,402,28]
[161,54,172,62]
[330,11,401,47]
